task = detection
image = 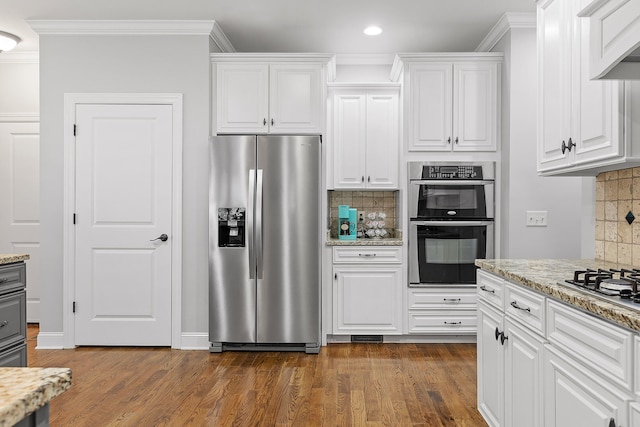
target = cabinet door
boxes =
[216,63,269,134]
[269,63,323,134]
[544,345,631,427]
[573,0,624,166]
[537,0,573,171]
[365,91,399,189]
[477,301,504,427]
[452,63,498,151]
[504,319,545,427]
[333,266,402,334]
[408,63,452,151]
[332,92,366,189]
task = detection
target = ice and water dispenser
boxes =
[217,208,245,247]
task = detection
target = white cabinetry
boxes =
[213,54,333,134]
[332,246,402,335]
[329,84,399,189]
[392,54,501,152]
[407,287,477,335]
[477,270,546,427]
[578,0,640,80]
[537,0,636,176]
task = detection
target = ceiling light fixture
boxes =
[363,26,382,36]
[0,31,21,53]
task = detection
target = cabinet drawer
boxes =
[0,290,26,350]
[477,270,504,308]
[0,342,27,367]
[408,310,477,335]
[504,283,545,335]
[408,287,477,310]
[332,246,402,264]
[0,263,26,296]
[635,336,640,398]
[547,300,634,391]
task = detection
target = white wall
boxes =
[38,34,211,335]
[494,27,590,258]
[0,58,39,115]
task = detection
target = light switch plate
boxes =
[526,211,547,227]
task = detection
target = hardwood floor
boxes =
[27,325,486,426]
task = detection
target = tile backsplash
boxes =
[328,191,398,238]
[595,168,640,264]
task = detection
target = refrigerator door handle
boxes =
[248,169,256,279]
[256,169,263,279]
[256,169,264,279]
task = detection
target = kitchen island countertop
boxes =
[0,254,30,265]
[0,367,72,427]
[475,258,640,332]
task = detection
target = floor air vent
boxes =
[351,335,383,343]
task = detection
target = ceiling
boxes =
[1,0,536,55]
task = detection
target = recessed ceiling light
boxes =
[363,26,382,36]
[0,31,21,53]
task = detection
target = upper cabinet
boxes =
[578,0,640,80]
[536,0,640,176]
[212,54,334,135]
[329,84,400,190]
[392,54,502,152]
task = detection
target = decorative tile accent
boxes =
[328,190,398,239]
[596,167,640,263]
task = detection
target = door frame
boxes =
[62,93,183,348]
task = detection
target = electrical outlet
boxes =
[526,211,547,227]
[359,212,364,221]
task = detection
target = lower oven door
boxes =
[409,220,494,286]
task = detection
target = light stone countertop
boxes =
[0,254,30,265]
[0,368,72,427]
[326,230,403,246]
[475,258,640,332]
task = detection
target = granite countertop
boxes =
[476,259,640,332]
[326,231,403,246]
[0,367,72,427]
[0,254,30,265]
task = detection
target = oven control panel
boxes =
[422,165,483,179]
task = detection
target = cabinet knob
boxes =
[500,333,508,345]
[334,273,337,280]
[367,176,371,183]
[361,176,364,183]
[271,118,274,126]
[567,137,575,152]
[455,137,459,144]
[263,118,267,126]
[447,137,451,144]
[495,327,501,341]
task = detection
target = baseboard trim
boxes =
[180,332,209,350]
[36,332,65,349]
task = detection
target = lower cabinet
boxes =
[544,345,631,427]
[332,246,402,335]
[0,262,27,367]
[478,269,640,427]
[408,287,477,335]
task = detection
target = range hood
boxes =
[579,0,640,80]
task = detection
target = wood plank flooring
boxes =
[26,325,486,426]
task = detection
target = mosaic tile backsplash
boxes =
[595,168,640,265]
[328,191,398,238]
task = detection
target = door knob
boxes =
[150,234,168,242]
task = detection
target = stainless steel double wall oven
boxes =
[408,162,495,287]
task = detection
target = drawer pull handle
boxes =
[443,298,461,302]
[480,285,495,294]
[0,320,8,327]
[444,321,461,325]
[510,300,531,312]
[358,254,376,257]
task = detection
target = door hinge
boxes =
[73,213,76,225]
[72,301,76,313]
[73,124,76,136]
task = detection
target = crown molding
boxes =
[210,52,335,63]
[476,12,536,52]
[0,51,38,63]
[210,21,235,53]
[334,53,396,66]
[27,20,216,36]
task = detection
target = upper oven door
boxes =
[408,180,494,220]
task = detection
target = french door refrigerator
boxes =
[209,135,321,354]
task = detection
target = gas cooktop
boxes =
[561,268,640,311]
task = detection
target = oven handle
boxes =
[409,180,494,186]
[410,220,494,226]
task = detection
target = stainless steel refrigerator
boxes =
[209,135,321,354]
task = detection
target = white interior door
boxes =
[0,122,40,322]
[74,104,173,346]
